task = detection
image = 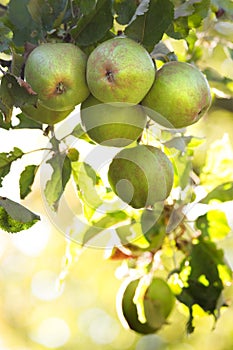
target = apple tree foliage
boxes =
[0,0,233,335]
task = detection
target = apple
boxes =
[86,37,155,104]
[143,278,175,329]
[24,43,90,111]
[21,101,74,125]
[108,145,174,209]
[120,278,158,334]
[118,277,175,334]
[67,148,79,162]
[80,94,147,147]
[142,61,212,128]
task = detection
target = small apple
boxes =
[86,37,155,104]
[108,145,174,209]
[142,61,212,128]
[24,43,90,111]
[118,277,175,334]
[67,148,79,162]
[21,101,74,125]
[80,94,147,147]
[119,278,158,334]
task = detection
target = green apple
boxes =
[120,278,158,334]
[24,43,90,111]
[142,61,212,129]
[108,145,174,209]
[143,278,175,329]
[67,148,79,162]
[119,277,175,334]
[80,94,147,147]
[86,37,155,104]
[21,101,74,125]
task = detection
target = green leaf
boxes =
[0,73,38,123]
[174,0,197,18]
[13,112,43,129]
[128,0,150,20]
[10,49,25,76]
[116,223,151,249]
[8,0,43,46]
[203,67,232,84]
[0,196,40,233]
[125,0,174,52]
[27,0,43,24]
[0,109,11,130]
[150,41,177,62]
[144,212,167,238]
[164,136,205,153]
[201,182,233,204]
[70,123,86,138]
[82,211,128,245]
[203,68,233,97]
[44,152,72,211]
[27,0,68,30]
[164,136,193,152]
[116,204,166,250]
[187,137,205,150]
[176,240,225,314]
[227,47,233,60]
[0,22,13,52]
[215,20,233,37]
[20,164,39,199]
[70,123,95,143]
[186,29,198,52]
[166,16,189,39]
[72,161,103,219]
[114,0,138,25]
[0,97,13,123]
[174,0,210,27]
[188,0,211,28]
[196,210,231,240]
[167,0,210,39]
[71,0,114,46]
[1,73,38,107]
[76,0,97,15]
[170,151,192,190]
[8,0,31,28]
[0,147,24,187]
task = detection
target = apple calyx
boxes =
[55,81,66,95]
[106,70,115,83]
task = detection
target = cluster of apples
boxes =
[23,37,211,209]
